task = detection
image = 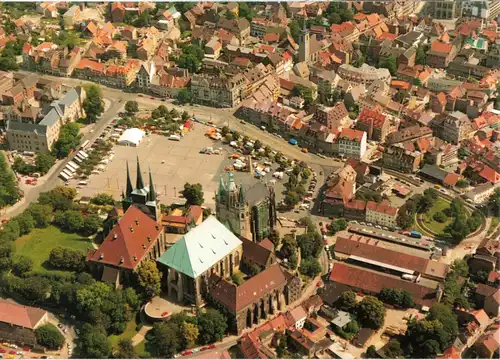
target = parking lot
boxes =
[69,125,290,209]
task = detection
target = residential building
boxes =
[334,128,367,159]
[0,299,48,349]
[382,143,422,173]
[216,17,250,41]
[63,5,80,29]
[315,103,349,131]
[385,125,433,145]
[430,111,473,145]
[466,182,500,203]
[87,161,165,287]
[355,107,390,142]
[474,326,499,359]
[110,2,126,22]
[216,172,276,242]
[190,73,247,108]
[427,39,459,68]
[365,200,399,228]
[322,165,357,215]
[6,87,86,154]
[337,64,391,87]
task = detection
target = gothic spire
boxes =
[218,175,226,195]
[136,156,145,190]
[126,161,133,196]
[227,171,236,192]
[238,183,245,204]
[148,167,156,202]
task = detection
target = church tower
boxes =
[298,22,310,63]
[215,172,252,240]
[121,157,161,222]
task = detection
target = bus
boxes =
[81,140,90,150]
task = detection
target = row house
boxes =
[355,107,391,142]
[365,200,398,228]
[22,43,83,77]
[150,67,190,98]
[250,18,284,38]
[190,73,247,108]
[314,103,350,132]
[337,63,391,88]
[382,143,421,173]
[74,59,141,88]
[216,17,250,41]
[333,128,367,159]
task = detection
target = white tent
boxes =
[117,128,145,147]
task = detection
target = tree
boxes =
[176,89,192,104]
[91,193,115,206]
[182,322,199,349]
[12,255,33,276]
[81,214,102,236]
[378,55,397,76]
[330,218,348,235]
[18,276,51,302]
[384,340,403,358]
[268,229,280,248]
[26,204,51,229]
[279,234,297,259]
[177,53,201,73]
[254,139,263,150]
[77,324,112,359]
[136,260,162,299]
[15,211,35,235]
[35,324,65,349]
[299,257,322,277]
[182,183,204,205]
[329,13,342,24]
[51,123,81,158]
[83,85,104,123]
[356,296,385,329]
[239,2,256,21]
[54,210,84,233]
[35,153,56,174]
[426,303,458,347]
[292,84,314,106]
[289,20,301,42]
[404,319,448,358]
[433,211,447,223]
[378,288,414,308]
[248,263,261,276]
[453,295,470,310]
[451,259,469,278]
[366,345,378,358]
[49,247,86,271]
[297,231,322,259]
[116,339,136,359]
[284,191,300,207]
[337,291,357,311]
[415,45,427,65]
[150,322,180,358]
[0,152,20,208]
[489,187,500,214]
[125,101,139,114]
[197,309,227,344]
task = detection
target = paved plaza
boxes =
[71,125,288,209]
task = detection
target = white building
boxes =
[335,128,367,159]
[286,306,307,330]
[117,128,145,147]
[365,200,399,228]
[465,182,500,203]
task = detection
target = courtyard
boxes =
[68,125,288,210]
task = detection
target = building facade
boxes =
[190,73,247,108]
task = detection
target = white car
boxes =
[328,263,333,272]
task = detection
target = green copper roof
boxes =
[158,216,242,278]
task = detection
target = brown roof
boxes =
[210,263,289,312]
[366,200,398,216]
[476,283,497,297]
[345,199,367,211]
[0,299,47,329]
[334,236,449,279]
[241,237,273,267]
[87,205,163,270]
[259,238,274,252]
[357,107,387,130]
[329,262,439,307]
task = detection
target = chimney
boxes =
[99,253,104,260]
[135,218,139,225]
[142,244,146,249]
[147,236,151,242]
[130,226,134,232]
[120,257,124,264]
[113,233,117,240]
[133,256,137,261]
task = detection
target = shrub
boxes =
[433,211,447,223]
[35,324,65,349]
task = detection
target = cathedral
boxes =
[215,172,276,242]
[121,157,161,222]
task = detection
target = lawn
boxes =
[421,198,453,235]
[15,226,93,275]
[108,319,138,349]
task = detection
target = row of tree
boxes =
[337,291,386,329]
[0,152,20,209]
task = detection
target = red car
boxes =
[182,350,193,356]
[208,344,216,350]
[316,281,322,287]
[0,349,6,353]
[9,350,16,354]
[23,347,31,352]
[161,312,169,317]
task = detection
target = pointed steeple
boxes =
[126,161,133,196]
[227,171,236,192]
[136,156,145,190]
[148,167,156,202]
[238,183,245,204]
[121,189,125,199]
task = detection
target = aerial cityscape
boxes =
[0,0,499,359]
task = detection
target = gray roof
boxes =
[39,87,82,126]
[39,108,62,127]
[419,164,447,182]
[7,121,46,135]
[245,182,269,207]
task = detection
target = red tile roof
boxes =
[443,173,461,187]
[431,40,453,54]
[437,346,460,359]
[329,263,439,307]
[87,205,163,270]
[210,263,289,312]
[0,299,47,330]
[487,271,500,283]
[357,107,387,130]
[263,33,280,43]
[334,235,448,279]
[339,128,365,142]
[365,200,398,216]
